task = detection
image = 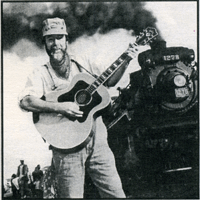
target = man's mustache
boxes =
[50,48,64,55]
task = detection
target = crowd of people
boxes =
[5,160,44,199]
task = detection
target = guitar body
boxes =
[33,73,111,150]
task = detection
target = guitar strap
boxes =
[71,59,98,78]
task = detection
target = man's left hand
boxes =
[125,43,139,59]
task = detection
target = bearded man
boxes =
[19,17,138,198]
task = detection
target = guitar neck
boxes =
[87,49,136,94]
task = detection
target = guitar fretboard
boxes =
[86,52,132,94]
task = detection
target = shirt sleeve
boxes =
[18,67,45,105]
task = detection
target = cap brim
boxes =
[43,29,68,36]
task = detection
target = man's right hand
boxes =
[57,102,83,118]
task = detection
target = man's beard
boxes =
[46,46,67,65]
[46,46,70,76]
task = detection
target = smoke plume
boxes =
[3,2,163,51]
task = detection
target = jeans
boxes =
[52,139,126,198]
[19,179,29,198]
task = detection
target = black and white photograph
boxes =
[2,1,198,199]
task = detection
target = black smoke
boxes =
[3,2,163,50]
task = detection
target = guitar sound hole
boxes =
[75,90,92,106]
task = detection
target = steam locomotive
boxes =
[105,40,198,182]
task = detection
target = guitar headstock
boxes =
[135,27,158,46]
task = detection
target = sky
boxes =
[2,1,197,182]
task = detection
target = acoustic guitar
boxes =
[33,27,158,150]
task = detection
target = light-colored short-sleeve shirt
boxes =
[19,165,23,178]
[19,55,108,147]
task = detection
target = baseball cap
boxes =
[42,17,68,36]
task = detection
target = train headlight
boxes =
[174,75,186,87]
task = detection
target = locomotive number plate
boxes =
[175,87,189,98]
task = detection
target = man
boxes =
[32,165,43,182]
[19,17,138,198]
[16,160,29,198]
[32,165,43,198]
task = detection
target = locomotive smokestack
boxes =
[150,40,166,51]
